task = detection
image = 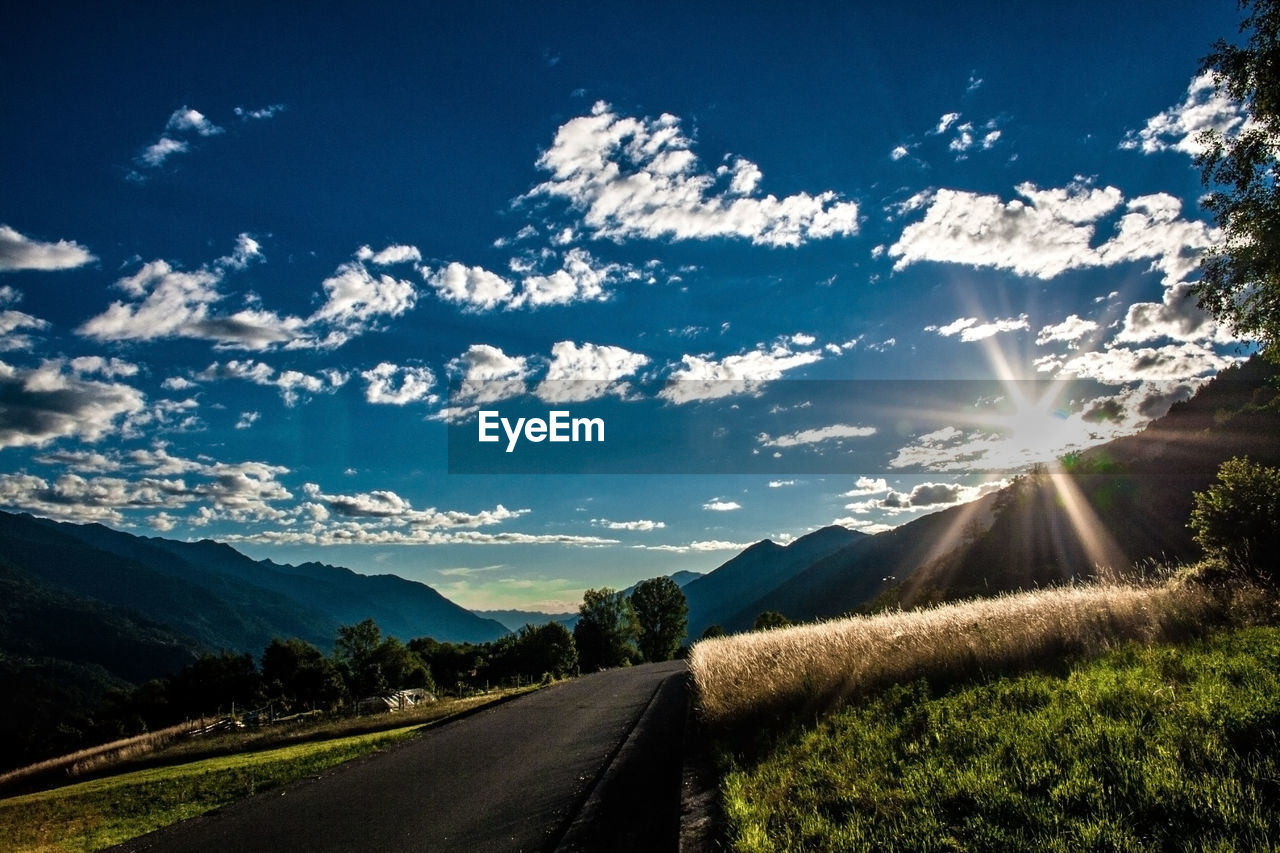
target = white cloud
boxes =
[436,344,532,422]
[307,260,417,346]
[509,248,632,308]
[0,359,146,449]
[1038,342,1239,384]
[1121,72,1250,157]
[632,539,752,553]
[768,479,796,488]
[356,244,422,266]
[1036,314,1099,348]
[234,411,260,430]
[926,314,1030,342]
[842,476,889,497]
[166,107,224,137]
[426,262,516,312]
[592,518,666,531]
[534,340,650,403]
[659,340,823,403]
[935,112,961,134]
[361,362,438,405]
[235,104,286,121]
[427,248,636,312]
[196,359,349,406]
[1,445,296,526]
[299,482,531,530]
[0,225,97,272]
[891,181,1123,278]
[132,106,226,173]
[702,499,741,511]
[758,423,877,448]
[138,137,188,168]
[521,101,859,247]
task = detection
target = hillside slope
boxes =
[742,356,1280,622]
[682,524,866,636]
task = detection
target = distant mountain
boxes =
[474,609,577,632]
[736,355,1280,624]
[0,512,510,657]
[682,524,867,636]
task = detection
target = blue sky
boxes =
[0,1,1254,611]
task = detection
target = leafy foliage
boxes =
[629,576,688,662]
[574,588,639,670]
[1196,0,1280,360]
[1189,455,1280,582]
[751,611,790,631]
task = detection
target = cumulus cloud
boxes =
[702,499,741,511]
[131,106,227,174]
[437,344,533,422]
[0,444,295,526]
[426,248,638,312]
[195,359,349,406]
[0,359,146,449]
[1037,342,1239,384]
[1036,314,1099,348]
[361,362,438,405]
[79,242,422,351]
[659,340,823,404]
[926,314,1030,342]
[0,287,50,352]
[1121,72,1250,157]
[0,225,97,272]
[307,260,417,347]
[890,181,1124,278]
[842,476,889,497]
[302,482,530,530]
[520,101,859,247]
[758,423,877,448]
[426,262,516,312]
[356,244,422,266]
[534,340,650,403]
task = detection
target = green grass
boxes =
[0,725,422,852]
[721,626,1280,852]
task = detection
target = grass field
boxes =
[689,583,1224,733]
[720,625,1280,852]
[0,725,419,852]
[0,686,537,852]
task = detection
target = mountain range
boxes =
[2,355,1276,772]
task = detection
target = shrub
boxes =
[1189,456,1280,584]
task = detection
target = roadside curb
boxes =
[678,684,720,853]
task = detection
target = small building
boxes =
[356,688,436,714]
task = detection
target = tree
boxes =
[333,619,432,698]
[752,611,791,631]
[1189,456,1280,582]
[261,637,345,712]
[629,577,688,662]
[574,588,638,670]
[1195,0,1280,361]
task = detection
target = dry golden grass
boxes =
[689,583,1222,730]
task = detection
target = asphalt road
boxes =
[112,660,690,853]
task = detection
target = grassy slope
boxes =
[722,626,1280,852]
[0,725,420,852]
[0,686,536,851]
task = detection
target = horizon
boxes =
[0,1,1255,611]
